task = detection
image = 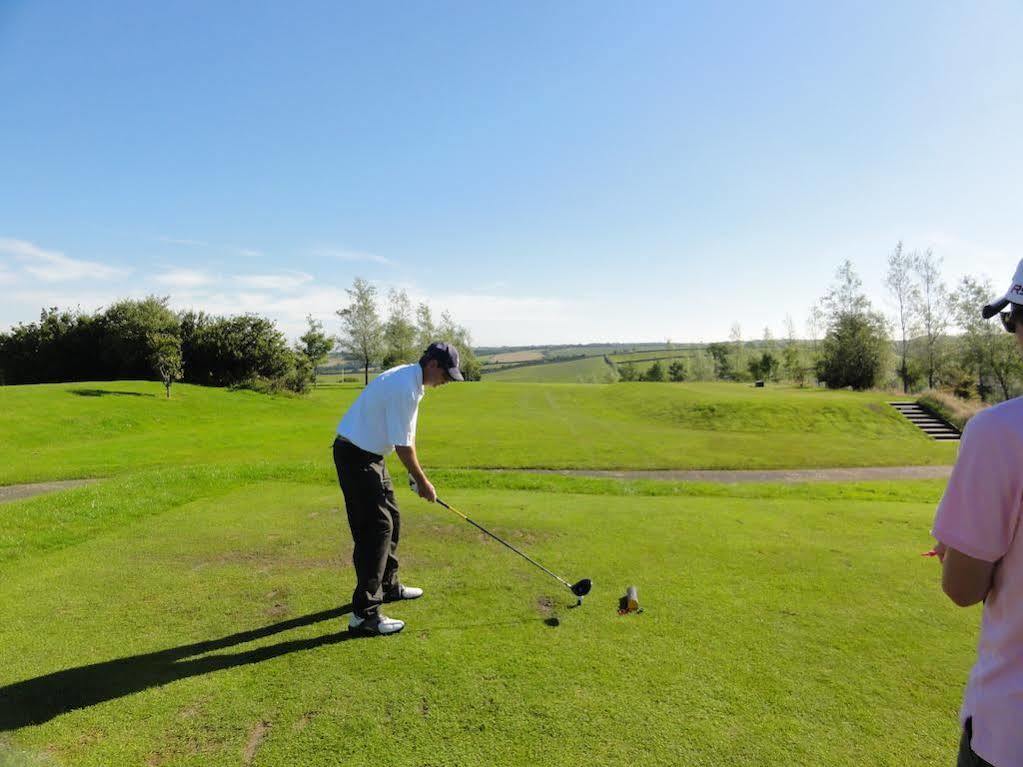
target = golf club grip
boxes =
[435,499,573,591]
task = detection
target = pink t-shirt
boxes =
[933,398,1023,767]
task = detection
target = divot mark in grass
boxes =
[242,720,271,766]
[293,711,317,732]
[535,595,555,615]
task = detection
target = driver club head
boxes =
[570,578,592,605]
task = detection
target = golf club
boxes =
[409,476,592,606]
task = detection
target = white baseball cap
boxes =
[982,259,1023,319]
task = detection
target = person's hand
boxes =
[922,541,948,562]
[417,476,437,503]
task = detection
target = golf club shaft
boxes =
[435,497,574,591]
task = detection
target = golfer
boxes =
[931,259,1023,767]
[333,342,463,636]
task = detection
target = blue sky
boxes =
[1,1,1021,345]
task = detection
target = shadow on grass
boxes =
[69,388,154,398]
[0,604,359,731]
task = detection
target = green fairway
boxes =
[0,380,955,485]
[0,469,973,766]
[0,380,968,766]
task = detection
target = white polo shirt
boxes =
[336,364,425,457]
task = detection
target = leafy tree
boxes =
[0,307,104,384]
[296,315,333,388]
[782,315,804,386]
[729,324,746,381]
[179,312,293,387]
[337,277,383,386]
[436,311,482,381]
[818,313,890,390]
[688,350,715,381]
[415,303,436,351]
[618,361,638,381]
[668,360,687,382]
[382,289,418,369]
[952,276,1023,402]
[100,296,179,380]
[148,332,183,398]
[643,360,666,382]
[707,342,733,380]
[806,304,825,383]
[286,352,315,394]
[817,261,890,390]
[748,352,779,382]
[885,242,920,393]
[913,248,950,390]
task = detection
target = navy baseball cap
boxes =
[982,259,1023,319]
[425,341,464,381]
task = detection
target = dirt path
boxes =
[0,480,98,504]
[511,466,954,484]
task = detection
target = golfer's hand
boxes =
[922,541,948,562]
[417,477,437,503]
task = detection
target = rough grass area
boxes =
[917,390,987,431]
[0,381,954,485]
[0,470,971,766]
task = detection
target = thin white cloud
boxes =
[0,267,16,285]
[318,248,392,266]
[0,238,127,282]
[153,268,214,288]
[235,271,313,291]
[236,248,263,258]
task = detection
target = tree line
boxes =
[614,246,1019,403]
[814,247,1021,401]
[0,278,480,395]
[0,297,328,396]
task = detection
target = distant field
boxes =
[487,350,544,364]
[610,349,700,364]
[484,355,617,384]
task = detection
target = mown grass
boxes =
[0,380,954,485]
[0,468,971,766]
[0,381,967,765]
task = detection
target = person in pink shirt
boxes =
[931,259,1023,767]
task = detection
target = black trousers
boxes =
[332,438,401,618]
[957,719,994,767]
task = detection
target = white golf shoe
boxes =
[348,613,405,636]
[384,584,424,602]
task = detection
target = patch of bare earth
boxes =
[0,479,97,504]
[242,721,271,766]
[293,711,318,732]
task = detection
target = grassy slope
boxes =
[0,380,955,485]
[0,471,971,766]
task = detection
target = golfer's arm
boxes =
[941,547,996,607]
[395,445,427,484]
